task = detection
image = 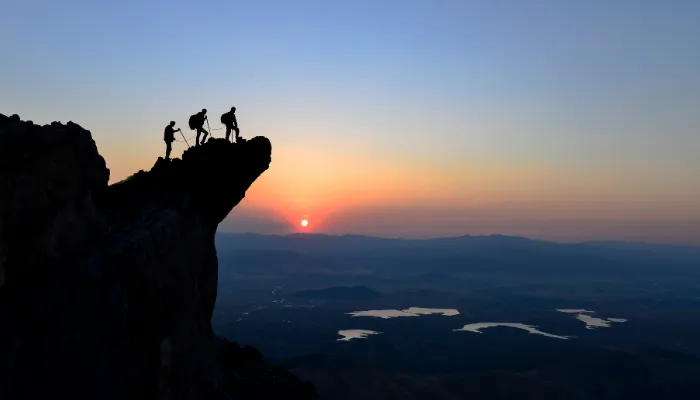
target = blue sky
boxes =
[2,0,699,243]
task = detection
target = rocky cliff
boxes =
[0,113,316,399]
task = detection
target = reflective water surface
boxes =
[347,307,460,319]
[454,322,570,340]
[337,329,381,341]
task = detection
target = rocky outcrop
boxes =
[0,114,316,399]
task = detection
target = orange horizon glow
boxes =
[105,139,700,244]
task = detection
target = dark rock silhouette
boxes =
[0,113,316,399]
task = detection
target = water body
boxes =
[455,323,570,340]
[404,307,460,316]
[556,309,595,314]
[347,308,460,319]
[556,309,627,329]
[337,329,381,341]
[347,309,418,319]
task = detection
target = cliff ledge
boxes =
[0,113,316,399]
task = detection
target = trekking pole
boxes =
[206,118,212,139]
[179,129,190,148]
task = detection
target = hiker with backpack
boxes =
[188,108,209,146]
[163,121,181,160]
[220,107,240,142]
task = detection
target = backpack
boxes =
[188,114,198,130]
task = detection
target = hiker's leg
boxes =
[201,127,209,143]
[196,130,202,146]
[234,127,240,142]
[166,141,172,159]
[225,126,231,141]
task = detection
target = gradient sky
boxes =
[2,0,699,244]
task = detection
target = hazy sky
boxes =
[2,0,699,244]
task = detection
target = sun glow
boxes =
[300,219,309,227]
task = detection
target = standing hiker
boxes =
[163,121,180,160]
[188,108,209,146]
[220,106,240,142]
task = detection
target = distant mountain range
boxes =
[217,232,699,254]
[215,233,700,281]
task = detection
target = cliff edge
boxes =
[0,113,316,399]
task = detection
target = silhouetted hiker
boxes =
[163,121,181,160]
[220,107,240,142]
[188,108,209,146]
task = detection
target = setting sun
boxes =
[300,219,309,227]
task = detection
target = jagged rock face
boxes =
[0,113,110,287]
[0,114,312,399]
